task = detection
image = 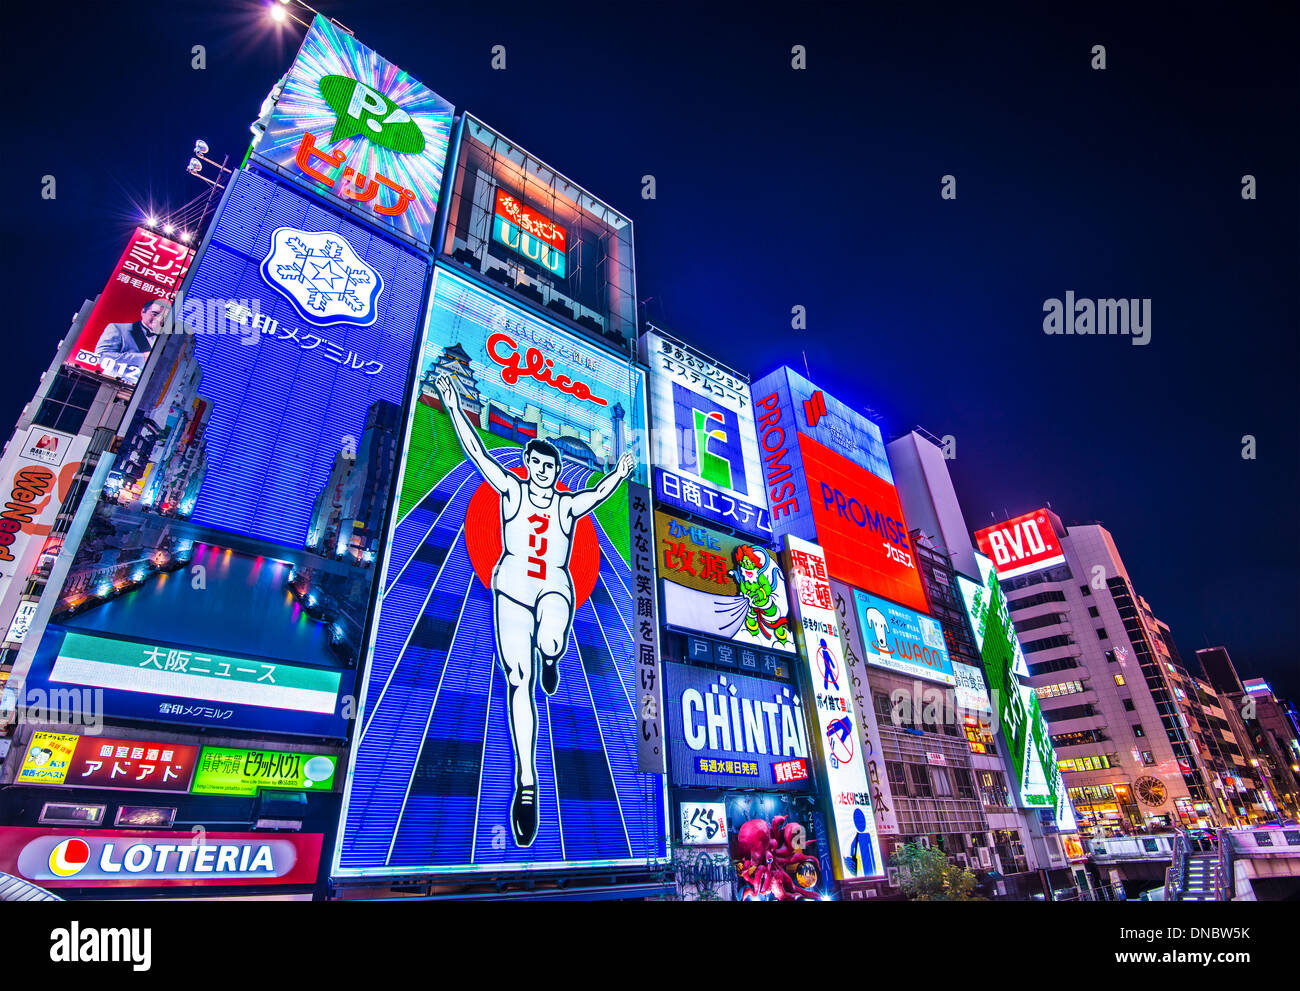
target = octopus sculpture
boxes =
[735,814,821,900]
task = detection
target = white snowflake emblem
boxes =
[260,226,383,327]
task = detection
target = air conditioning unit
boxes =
[918,837,931,849]
[887,867,901,888]
[956,853,969,868]
[979,848,993,868]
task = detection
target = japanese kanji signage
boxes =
[250,16,455,248]
[17,732,197,792]
[66,227,195,385]
[631,482,666,774]
[191,747,337,797]
[492,190,568,277]
[26,630,346,737]
[643,331,770,537]
[831,579,900,835]
[16,732,79,785]
[784,536,885,880]
[654,510,795,656]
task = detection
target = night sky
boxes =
[7,2,1297,695]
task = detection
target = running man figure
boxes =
[435,374,634,846]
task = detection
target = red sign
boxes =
[974,509,1066,580]
[486,332,608,406]
[494,190,567,252]
[772,758,810,784]
[67,228,195,386]
[65,735,199,792]
[0,827,322,888]
[800,435,928,612]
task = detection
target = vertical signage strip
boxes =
[784,535,884,881]
[630,481,665,773]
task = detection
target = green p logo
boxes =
[318,75,426,154]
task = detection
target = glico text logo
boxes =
[486,333,609,407]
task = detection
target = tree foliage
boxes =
[890,841,984,901]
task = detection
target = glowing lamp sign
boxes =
[492,190,568,277]
[974,509,1066,580]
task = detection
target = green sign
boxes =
[190,747,338,797]
[319,75,426,152]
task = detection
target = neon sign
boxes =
[492,190,567,277]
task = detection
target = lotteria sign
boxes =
[974,509,1066,580]
[784,536,884,880]
[750,367,927,613]
[663,662,811,791]
[0,828,323,888]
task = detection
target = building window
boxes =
[887,761,908,796]
[953,767,976,800]
[1081,585,1092,596]
[1088,606,1100,618]
[1105,650,1117,663]
[1141,751,1155,765]
[1123,699,1136,712]
[1133,724,1145,738]
[1096,627,1109,640]
[908,763,933,798]
[33,371,98,434]
[1060,755,1113,772]
[930,766,954,798]
[1023,633,1076,654]
[1113,674,1126,687]
[1036,680,1085,699]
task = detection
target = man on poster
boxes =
[435,374,634,846]
[93,298,173,383]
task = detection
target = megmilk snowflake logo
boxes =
[260,227,384,327]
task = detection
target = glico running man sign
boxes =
[334,267,665,877]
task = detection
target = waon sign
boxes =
[974,509,1066,580]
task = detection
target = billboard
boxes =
[33,168,427,738]
[190,747,337,796]
[785,536,884,880]
[0,428,90,648]
[974,508,1066,580]
[644,332,769,536]
[66,227,195,385]
[724,792,828,900]
[852,588,956,685]
[678,800,728,845]
[663,662,812,791]
[750,367,927,612]
[17,731,197,792]
[0,828,322,888]
[957,554,1076,830]
[654,509,794,655]
[334,266,664,876]
[952,661,992,712]
[830,579,900,835]
[251,16,454,248]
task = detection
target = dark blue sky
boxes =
[7,1,1297,694]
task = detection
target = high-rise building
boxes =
[976,509,1220,833]
[888,430,1082,899]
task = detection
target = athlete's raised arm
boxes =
[565,451,635,519]
[434,374,514,494]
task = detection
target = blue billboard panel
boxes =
[333,266,664,876]
[644,331,770,537]
[663,662,813,792]
[853,588,956,686]
[42,168,427,738]
[751,366,892,484]
[26,630,346,737]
